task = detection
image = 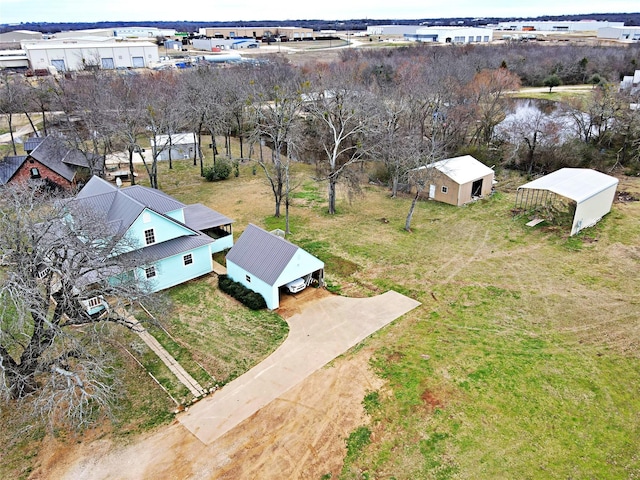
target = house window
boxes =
[87,296,101,308]
[246,275,251,283]
[30,167,41,179]
[183,254,193,266]
[441,186,449,194]
[145,266,156,279]
[144,228,155,245]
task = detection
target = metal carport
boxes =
[516,168,618,235]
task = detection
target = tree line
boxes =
[2,42,639,207]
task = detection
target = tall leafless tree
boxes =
[0,184,160,428]
[304,65,381,214]
[248,67,304,220]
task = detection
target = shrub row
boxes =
[218,274,267,310]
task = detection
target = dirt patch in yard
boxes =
[31,345,383,479]
[276,286,333,318]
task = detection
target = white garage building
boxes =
[516,168,619,236]
[22,40,159,71]
[597,26,640,42]
[405,26,492,44]
[226,224,324,310]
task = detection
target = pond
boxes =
[495,98,589,143]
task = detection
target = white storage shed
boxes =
[516,168,618,236]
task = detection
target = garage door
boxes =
[51,59,66,72]
[132,56,145,68]
[101,57,115,69]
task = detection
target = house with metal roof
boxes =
[152,133,199,161]
[72,176,234,292]
[416,155,495,206]
[516,168,618,236]
[0,135,104,189]
[225,224,324,310]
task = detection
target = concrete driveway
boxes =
[179,290,421,445]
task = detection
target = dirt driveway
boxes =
[34,290,420,479]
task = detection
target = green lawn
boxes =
[2,139,638,478]
[148,155,639,478]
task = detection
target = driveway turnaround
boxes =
[179,290,421,445]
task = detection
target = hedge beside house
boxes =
[218,274,267,310]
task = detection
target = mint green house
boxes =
[226,224,324,310]
[74,176,233,293]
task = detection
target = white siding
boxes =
[571,184,617,235]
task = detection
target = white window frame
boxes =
[145,266,156,279]
[87,296,102,308]
[441,185,449,194]
[144,228,155,245]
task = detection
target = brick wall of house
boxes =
[10,159,73,189]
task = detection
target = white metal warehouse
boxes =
[516,168,619,236]
[22,40,159,71]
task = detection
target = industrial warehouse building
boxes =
[198,26,314,41]
[21,39,159,71]
[405,27,493,44]
[597,26,640,42]
[497,20,624,32]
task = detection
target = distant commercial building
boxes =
[366,25,421,36]
[192,38,259,51]
[0,49,29,68]
[620,70,640,93]
[113,27,176,39]
[0,30,43,44]
[22,39,159,71]
[198,26,314,41]
[598,26,640,42]
[496,20,624,32]
[405,27,493,44]
[52,28,115,39]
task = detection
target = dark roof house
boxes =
[0,136,104,189]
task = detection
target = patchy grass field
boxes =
[2,135,639,478]
[142,153,640,479]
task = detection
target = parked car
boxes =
[285,277,306,294]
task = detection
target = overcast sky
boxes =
[1,0,638,25]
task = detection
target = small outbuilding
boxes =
[152,133,199,161]
[225,224,324,310]
[421,155,495,206]
[516,168,619,236]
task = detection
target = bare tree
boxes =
[304,66,380,214]
[47,72,113,176]
[248,69,304,220]
[467,68,521,147]
[0,184,159,428]
[109,74,150,185]
[404,136,447,232]
[497,104,563,175]
[0,72,22,155]
[139,72,181,189]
